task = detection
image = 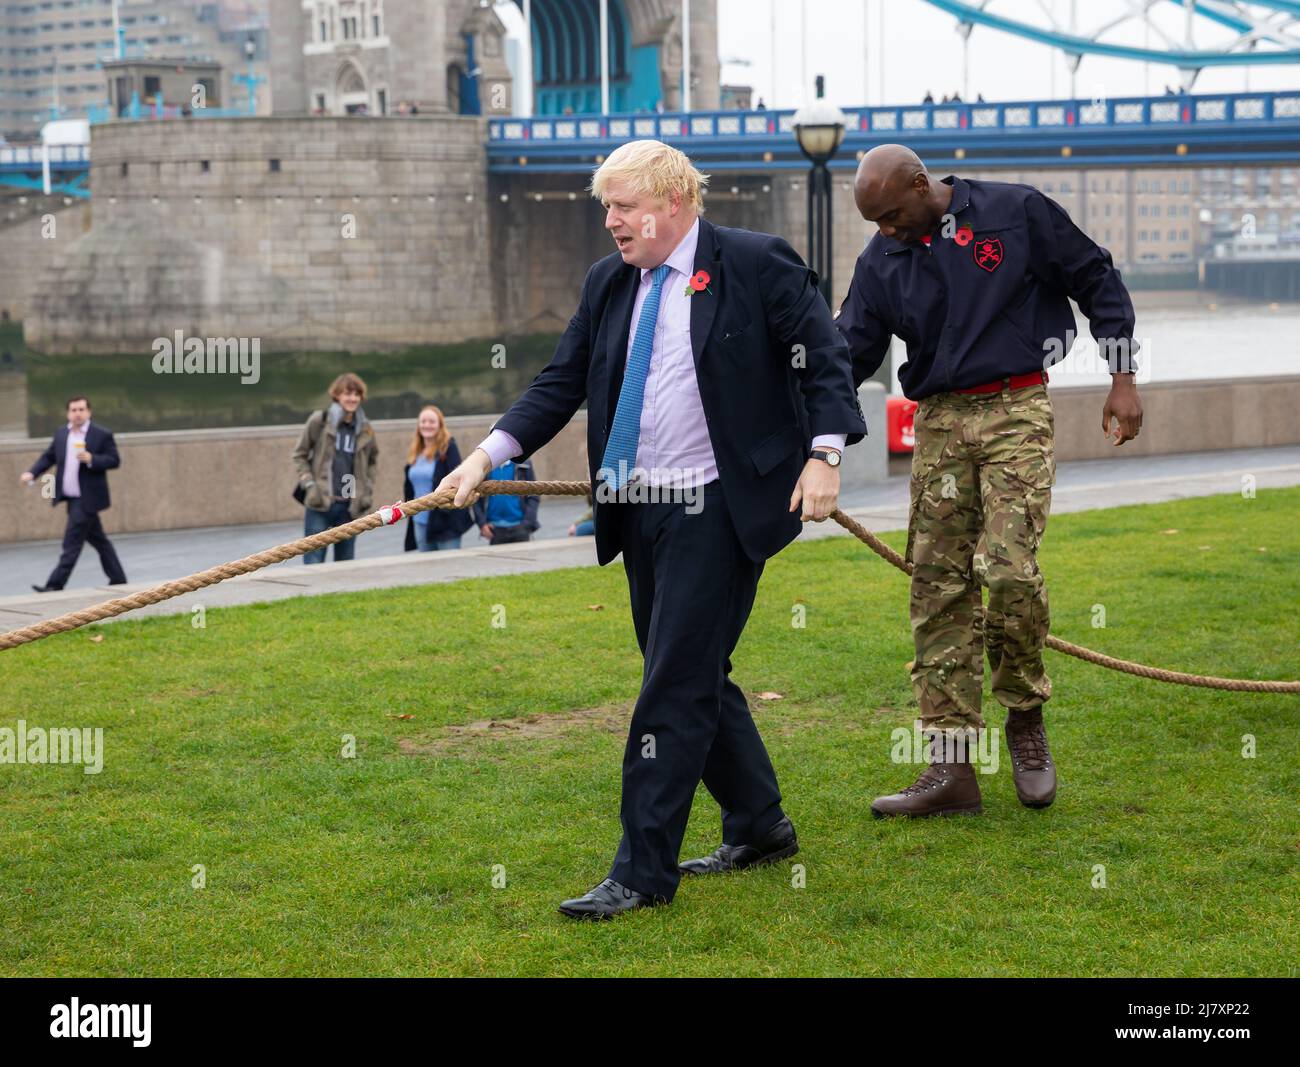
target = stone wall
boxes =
[489,173,613,336]
[24,116,496,354]
[0,200,92,324]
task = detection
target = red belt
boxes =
[954,370,1049,395]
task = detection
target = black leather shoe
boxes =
[678,815,799,876]
[557,879,661,920]
[31,584,59,593]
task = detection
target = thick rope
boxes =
[829,511,1300,694]
[0,482,583,652]
[2,482,1296,694]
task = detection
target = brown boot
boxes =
[871,737,983,818]
[1005,707,1057,809]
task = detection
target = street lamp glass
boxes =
[792,99,847,163]
[795,123,844,160]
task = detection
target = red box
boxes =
[886,396,918,453]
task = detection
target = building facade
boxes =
[1,0,270,140]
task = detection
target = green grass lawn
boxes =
[1,489,1296,977]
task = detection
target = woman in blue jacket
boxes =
[403,405,474,551]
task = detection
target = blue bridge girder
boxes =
[921,0,1300,68]
[487,90,1300,173]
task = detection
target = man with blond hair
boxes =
[438,139,866,919]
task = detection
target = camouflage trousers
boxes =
[905,383,1055,731]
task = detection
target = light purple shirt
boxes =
[63,420,89,498]
[478,217,845,485]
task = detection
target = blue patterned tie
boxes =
[600,263,672,490]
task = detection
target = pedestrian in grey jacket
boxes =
[292,372,379,564]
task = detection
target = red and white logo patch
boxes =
[974,236,1004,272]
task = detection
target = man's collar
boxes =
[941,174,971,215]
[641,215,700,283]
[67,420,89,432]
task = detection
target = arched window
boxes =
[336,60,368,114]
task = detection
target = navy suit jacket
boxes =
[493,217,867,566]
[28,423,120,513]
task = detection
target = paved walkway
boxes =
[1,445,1296,631]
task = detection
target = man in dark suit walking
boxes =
[20,395,128,592]
[437,139,866,919]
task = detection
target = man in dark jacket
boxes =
[836,144,1144,818]
[20,395,128,591]
[437,138,866,919]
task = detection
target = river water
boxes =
[887,292,1299,392]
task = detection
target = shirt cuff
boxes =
[477,429,522,471]
[811,434,847,453]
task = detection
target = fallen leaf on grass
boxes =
[1161,529,1179,535]
[387,713,415,720]
[88,634,103,643]
[587,604,604,611]
[756,691,783,701]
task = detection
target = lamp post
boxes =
[792,79,845,305]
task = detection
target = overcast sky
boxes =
[715,0,1300,108]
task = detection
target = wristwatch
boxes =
[810,449,842,468]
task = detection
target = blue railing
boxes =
[488,89,1300,144]
[86,101,252,124]
[0,144,89,169]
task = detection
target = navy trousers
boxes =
[606,480,785,902]
[47,497,127,589]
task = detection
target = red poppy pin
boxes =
[974,236,1004,272]
[954,225,973,247]
[685,269,712,296]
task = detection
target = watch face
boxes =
[827,451,841,466]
